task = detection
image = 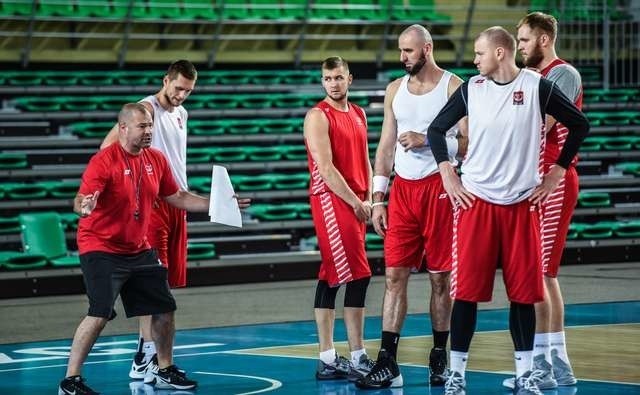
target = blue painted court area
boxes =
[0,301,638,394]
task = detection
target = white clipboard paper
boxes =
[209,165,242,228]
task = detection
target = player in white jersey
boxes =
[102,62,248,382]
[426,27,589,395]
[500,12,583,391]
[356,24,467,390]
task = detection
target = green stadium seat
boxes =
[69,121,114,138]
[566,222,586,240]
[250,72,281,84]
[309,0,345,19]
[109,0,147,18]
[0,153,28,169]
[237,94,273,109]
[181,0,218,20]
[272,94,310,108]
[247,146,283,161]
[43,71,79,85]
[614,162,640,176]
[42,180,81,199]
[387,0,451,23]
[59,212,79,230]
[147,0,183,19]
[602,111,637,126]
[13,97,62,112]
[19,212,80,267]
[188,176,212,193]
[280,0,306,19]
[1,0,35,16]
[38,0,75,16]
[614,220,640,238]
[5,183,48,200]
[280,145,307,160]
[212,147,248,162]
[0,251,48,270]
[580,136,607,151]
[230,174,273,191]
[261,118,301,134]
[272,173,308,189]
[187,148,212,164]
[365,233,384,250]
[251,0,282,19]
[202,94,239,109]
[349,94,370,107]
[0,216,21,234]
[343,0,385,20]
[248,203,299,221]
[116,71,154,85]
[215,72,253,85]
[294,202,312,219]
[280,70,318,85]
[581,221,617,239]
[585,112,606,126]
[221,0,250,19]
[367,115,384,131]
[189,119,227,135]
[602,136,637,151]
[78,73,116,86]
[61,97,101,112]
[187,242,216,260]
[76,0,113,17]
[586,88,638,103]
[578,191,610,207]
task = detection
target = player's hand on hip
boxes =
[439,162,474,209]
[530,165,566,205]
[371,205,387,237]
[81,190,100,217]
[398,131,427,152]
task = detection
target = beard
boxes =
[523,42,544,68]
[164,92,182,107]
[403,53,427,76]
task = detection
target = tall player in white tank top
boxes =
[427,27,588,395]
[356,24,468,390]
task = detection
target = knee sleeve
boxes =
[509,301,536,351]
[344,276,370,308]
[314,280,339,309]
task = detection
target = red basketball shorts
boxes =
[384,173,453,272]
[451,197,543,304]
[148,199,188,288]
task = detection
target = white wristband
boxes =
[372,175,390,194]
[372,202,385,207]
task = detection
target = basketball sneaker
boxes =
[513,369,545,395]
[443,371,466,395]
[502,354,557,389]
[429,347,448,386]
[58,375,99,395]
[348,353,376,381]
[551,348,577,386]
[130,352,157,379]
[315,354,351,380]
[143,364,197,390]
[354,350,403,389]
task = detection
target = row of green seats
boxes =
[13,93,370,112]
[581,136,640,151]
[586,111,640,127]
[0,212,79,270]
[583,88,640,103]
[0,212,78,235]
[567,220,640,239]
[0,0,451,22]
[0,69,320,87]
[189,172,309,193]
[247,202,311,221]
[530,0,633,22]
[0,153,28,169]
[185,145,308,164]
[0,181,80,201]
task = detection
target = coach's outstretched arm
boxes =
[427,83,475,209]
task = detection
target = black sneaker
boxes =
[315,354,351,380]
[429,347,448,386]
[355,350,403,389]
[58,375,99,395]
[144,364,197,390]
[347,353,376,381]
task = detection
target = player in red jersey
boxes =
[304,56,374,382]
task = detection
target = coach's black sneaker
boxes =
[144,364,197,390]
[315,354,351,380]
[58,375,99,395]
[355,350,403,389]
[429,347,448,386]
[130,352,157,379]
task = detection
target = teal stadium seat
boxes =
[4,183,48,200]
[280,145,307,160]
[614,220,640,238]
[344,0,385,20]
[221,0,250,19]
[69,121,114,138]
[578,191,610,207]
[13,97,62,112]
[189,119,227,135]
[0,216,21,235]
[0,153,28,169]
[614,162,640,176]
[19,212,80,267]
[76,0,113,17]
[0,251,48,270]
[182,0,218,20]
[566,222,586,240]
[42,180,81,199]
[248,203,300,221]
[231,174,274,191]
[225,119,263,134]
[272,173,308,189]
[0,0,34,15]
[186,148,212,164]
[187,242,216,260]
[309,0,345,19]
[581,221,617,239]
[38,0,75,16]
[261,118,301,134]
[365,233,384,250]
[188,176,213,193]
[247,146,283,161]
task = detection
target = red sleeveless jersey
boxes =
[541,58,583,167]
[306,100,369,196]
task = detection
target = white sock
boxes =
[533,332,551,364]
[142,341,156,358]
[319,348,336,365]
[450,351,469,378]
[350,348,366,365]
[549,331,572,366]
[515,350,533,378]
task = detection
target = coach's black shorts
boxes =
[80,249,177,319]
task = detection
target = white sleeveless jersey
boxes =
[392,72,458,180]
[141,95,189,190]
[463,69,544,204]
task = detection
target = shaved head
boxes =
[400,24,433,45]
[477,26,517,55]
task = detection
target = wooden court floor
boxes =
[0,301,637,394]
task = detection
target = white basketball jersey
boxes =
[463,69,544,204]
[392,72,458,180]
[141,95,189,190]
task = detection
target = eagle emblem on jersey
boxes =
[513,91,524,105]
